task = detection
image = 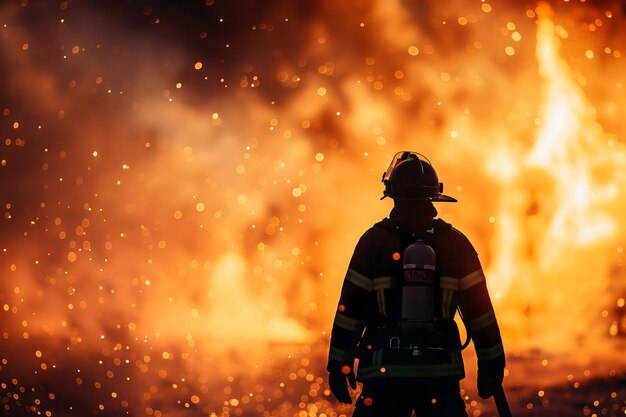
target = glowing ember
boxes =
[1,1,625,416]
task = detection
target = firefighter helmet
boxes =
[381,151,457,202]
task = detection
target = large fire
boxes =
[1,1,625,416]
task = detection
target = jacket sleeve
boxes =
[454,235,506,370]
[327,233,377,373]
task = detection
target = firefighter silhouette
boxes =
[327,152,506,417]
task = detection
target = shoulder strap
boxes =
[374,217,442,245]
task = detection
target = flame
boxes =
[532,6,619,249]
[205,252,310,342]
[487,4,626,354]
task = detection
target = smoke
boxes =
[1,1,626,416]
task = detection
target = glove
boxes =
[477,366,504,399]
[329,369,357,404]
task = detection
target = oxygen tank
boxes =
[400,240,436,340]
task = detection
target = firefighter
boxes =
[327,151,506,417]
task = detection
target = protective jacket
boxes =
[327,217,505,381]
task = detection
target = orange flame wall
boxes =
[1,1,625,416]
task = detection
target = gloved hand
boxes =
[477,366,504,399]
[329,369,357,404]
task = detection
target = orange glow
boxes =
[1,1,625,416]
[484,5,626,361]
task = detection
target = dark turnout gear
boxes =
[327,152,506,415]
[353,380,468,417]
[477,365,505,399]
[327,217,505,383]
[381,151,457,202]
[329,370,357,404]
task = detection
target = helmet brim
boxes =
[381,193,457,202]
[430,194,457,203]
